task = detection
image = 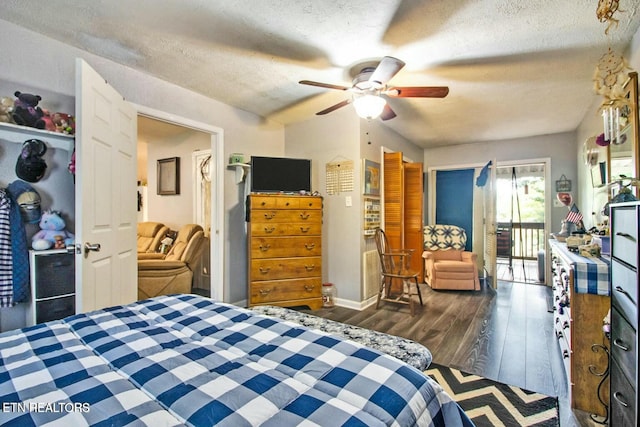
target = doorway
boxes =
[495,163,547,284]
[135,106,224,301]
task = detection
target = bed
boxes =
[0,294,473,426]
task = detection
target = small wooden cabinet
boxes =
[609,202,638,426]
[549,240,610,416]
[247,194,323,310]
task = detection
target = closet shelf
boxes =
[0,121,74,151]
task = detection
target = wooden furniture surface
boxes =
[609,202,639,426]
[549,240,610,416]
[247,194,323,310]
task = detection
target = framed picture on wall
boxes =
[362,159,380,196]
[157,157,180,195]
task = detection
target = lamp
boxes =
[353,94,386,120]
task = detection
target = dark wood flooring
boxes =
[304,280,600,427]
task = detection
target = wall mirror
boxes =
[607,71,640,198]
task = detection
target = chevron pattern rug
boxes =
[426,364,559,427]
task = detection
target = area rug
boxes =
[426,364,559,427]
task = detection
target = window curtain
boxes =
[435,169,475,251]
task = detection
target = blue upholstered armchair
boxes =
[422,224,480,291]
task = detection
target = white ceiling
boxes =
[2,0,640,148]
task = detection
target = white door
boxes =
[483,160,498,289]
[75,59,137,312]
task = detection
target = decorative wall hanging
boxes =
[157,157,180,195]
[325,158,354,195]
[596,0,621,34]
[362,159,380,196]
[555,174,571,192]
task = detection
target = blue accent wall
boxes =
[435,169,474,251]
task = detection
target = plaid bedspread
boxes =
[0,294,473,426]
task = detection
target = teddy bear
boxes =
[0,96,14,123]
[32,210,75,250]
[12,91,46,129]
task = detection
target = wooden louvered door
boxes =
[404,163,424,282]
[383,152,424,282]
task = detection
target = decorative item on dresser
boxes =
[609,201,639,427]
[548,239,611,418]
[247,194,323,310]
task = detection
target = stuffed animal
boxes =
[0,96,14,123]
[12,91,45,129]
[32,210,74,250]
[52,112,75,134]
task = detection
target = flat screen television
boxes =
[250,156,311,193]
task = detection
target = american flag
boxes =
[566,203,583,224]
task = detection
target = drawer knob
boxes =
[304,243,316,250]
[259,244,271,252]
[264,226,276,233]
[258,267,271,274]
[613,338,629,352]
[304,284,315,292]
[300,213,310,220]
[259,288,272,296]
[300,226,310,233]
[304,264,315,271]
[264,213,276,220]
[613,391,629,407]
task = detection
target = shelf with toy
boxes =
[0,121,73,152]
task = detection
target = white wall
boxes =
[424,132,576,233]
[285,108,422,305]
[576,25,640,229]
[144,131,210,230]
[0,19,286,309]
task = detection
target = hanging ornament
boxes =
[593,48,631,101]
[597,0,622,34]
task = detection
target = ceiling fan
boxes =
[299,56,449,120]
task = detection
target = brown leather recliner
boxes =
[137,222,169,254]
[138,224,206,299]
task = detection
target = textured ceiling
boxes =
[2,0,640,148]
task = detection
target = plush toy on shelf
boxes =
[12,91,46,129]
[0,96,14,123]
[32,210,75,250]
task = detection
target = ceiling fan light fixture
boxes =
[353,94,386,120]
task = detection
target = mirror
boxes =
[607,71,640,198]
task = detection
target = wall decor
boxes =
[157,157,180,195]
[555,174,571,192]
[325,158,354,195]
[362,159,380,196]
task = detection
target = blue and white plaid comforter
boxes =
[0,294,473,426]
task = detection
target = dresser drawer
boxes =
[612,206,638,267]
[250,257,321,280]
[250,277,322,304]
[251,195,300,209]
[610,357,637,427]
[250,236,322,258]
[611,259,638,329]
[250,209,322,223]
[250,222,321,237]
[611,306,637,384]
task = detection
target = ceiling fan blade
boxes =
[299,80,350,91]
[316,99,352,115]
[380,104,396,121]
[385,86,449,98]
[368,56,405,86]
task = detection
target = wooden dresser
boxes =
[548,240,610,416]
[247,194,323,310]
[609,202,638,426]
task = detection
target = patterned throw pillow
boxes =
[423,224,467,250]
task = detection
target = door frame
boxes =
[135,104,225,301]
